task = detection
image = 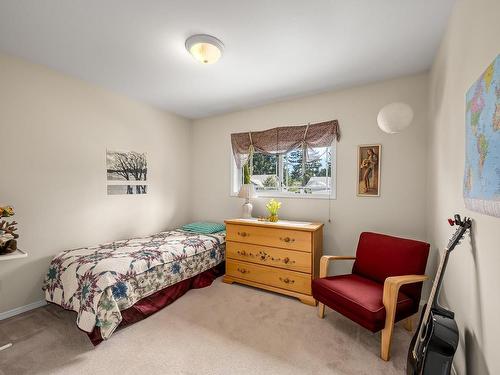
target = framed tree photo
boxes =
[106,150,148,195]
[357,144,381,197]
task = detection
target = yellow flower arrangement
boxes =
[265,199,281,222]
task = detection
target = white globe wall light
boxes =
[377,102,414,134]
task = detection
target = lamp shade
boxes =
[377,102,414,134]
[238,184,256,199]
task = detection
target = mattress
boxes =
[43,229,225,340]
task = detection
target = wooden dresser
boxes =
[223,218,323,305]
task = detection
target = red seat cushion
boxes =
[312,274,417,332]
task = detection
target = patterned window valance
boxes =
[230,120,340,168]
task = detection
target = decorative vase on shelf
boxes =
[0,205,18,254]
[266,199,281,223]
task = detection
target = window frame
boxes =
[230,143,337,200]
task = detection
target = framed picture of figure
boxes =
[357,144,381,197]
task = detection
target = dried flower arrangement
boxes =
[0,205,18,254]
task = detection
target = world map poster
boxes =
[464,54,500,217]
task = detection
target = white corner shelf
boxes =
[0,248,28,352]
[0,249,28,261]
[0,343,13,352]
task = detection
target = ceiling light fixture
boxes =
[185,34,224,64]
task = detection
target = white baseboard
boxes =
[0,300,46,321]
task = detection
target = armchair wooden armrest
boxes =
[317,255,356,318]
[381,274,428,361]
[319,255,356,278]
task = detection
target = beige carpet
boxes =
[0,278,413,375]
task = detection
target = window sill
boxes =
[230,192,336,200]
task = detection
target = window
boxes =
[231,144,336,199]
[230,120,340,199]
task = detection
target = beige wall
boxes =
[191,74,430,278]
[427,1,500,374]
[0,54,192,313]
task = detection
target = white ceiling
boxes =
[0,0,455,119]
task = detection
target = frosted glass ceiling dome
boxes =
[185,34,224,64]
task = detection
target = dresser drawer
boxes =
[226,259,311,294]
[226,224,312,252]
[226,241,311,274]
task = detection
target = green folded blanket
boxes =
[181,222,226,234]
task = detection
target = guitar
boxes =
[407,214,472,375]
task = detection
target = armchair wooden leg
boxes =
[318,302,325,318]
[381,274,428,361]
[404,316,413,332]
[381,320,395,361]
[381,283,399,361]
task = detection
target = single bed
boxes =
[43,229,225,344]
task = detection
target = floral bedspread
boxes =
[43,230,225,339]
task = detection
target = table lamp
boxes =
[238,184,256,218]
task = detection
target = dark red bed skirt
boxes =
[87,262,225,345]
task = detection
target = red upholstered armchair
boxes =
[312,232,429,361]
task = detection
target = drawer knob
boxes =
[237,267,249,274]
[280,237,295,243]
[269,256,296,265]
[279,277,295,284]
[258,251,269,261]
[237,250,251,257]
[237,231,249,237]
